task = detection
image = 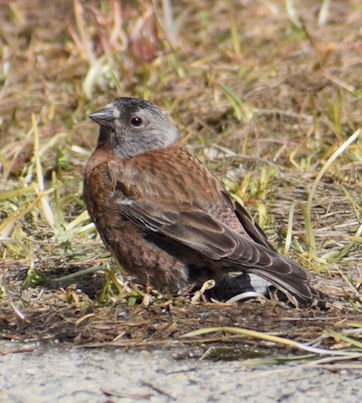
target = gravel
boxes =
[1,341,361,403]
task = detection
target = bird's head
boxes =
[89,97,180,157]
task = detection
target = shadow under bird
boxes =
[84,97,324,308]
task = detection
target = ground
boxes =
[1,1,362,395]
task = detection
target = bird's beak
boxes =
[89,107,116,125]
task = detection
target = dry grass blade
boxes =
[284,201,296,256]
[302,128,361,254]
[327,329,362,349]
[181,326,361,357]
[318,0,331,26]
[285,0,302,28]
[32,114,55,231]
[73,0,96,65]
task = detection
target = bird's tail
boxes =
[247,255,327,308]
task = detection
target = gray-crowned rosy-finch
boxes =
[84,97,323,308]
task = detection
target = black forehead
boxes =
[112,97,165,118]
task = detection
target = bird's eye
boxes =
[130,116,144,128]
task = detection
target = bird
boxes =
[83,97,323,308]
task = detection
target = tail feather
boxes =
[231,199,328,307]
[248,263,326,308]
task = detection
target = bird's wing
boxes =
[114,195,296,274]
[221,190,276,251]
[115,196,237,260]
